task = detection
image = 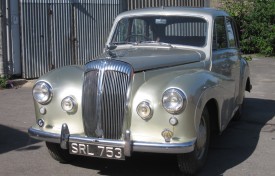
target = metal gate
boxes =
[20,0,122,78]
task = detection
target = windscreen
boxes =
[111,16,208,47]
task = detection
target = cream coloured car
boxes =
[29,7,251,175]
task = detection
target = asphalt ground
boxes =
[0,57,275,176]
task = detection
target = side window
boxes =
[226,18,237,48]
[213,17,227,49]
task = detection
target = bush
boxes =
[220,0,275,56]
[0,76,8,88]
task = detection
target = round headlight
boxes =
[33,82,52,104]
[162,88,187,114]
[137,101,153,120]
[61,96,77,113]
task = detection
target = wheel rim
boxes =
[196,115,207,160]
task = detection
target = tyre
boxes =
[177,107,210,175]
[45,142,76,163]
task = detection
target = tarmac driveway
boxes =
[0,57,274,176]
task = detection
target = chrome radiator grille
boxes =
[82,60,133,139]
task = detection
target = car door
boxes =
[224,17,241,113]
[211,16,240,128]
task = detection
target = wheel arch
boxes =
[205,99,220,134]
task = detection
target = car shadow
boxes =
[0,125,41,154]
[200,97,275,175]
[68,97,275,176]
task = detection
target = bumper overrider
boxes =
[28,123,195,159]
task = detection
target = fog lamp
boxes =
[161,129,174,142]
[61,96,77,113]
[137,101,153,120]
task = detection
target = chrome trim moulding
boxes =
[28,127,195,154]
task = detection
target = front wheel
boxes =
[46,142,76,163]
[177,107,210,175]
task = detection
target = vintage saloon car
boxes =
[29,7,251,174]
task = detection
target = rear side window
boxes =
[213,17,227,49]
[226,18,237,48]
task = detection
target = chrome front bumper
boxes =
[28,123,195,156]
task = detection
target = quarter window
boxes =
[213,17,227,49]
[226,18,237,48]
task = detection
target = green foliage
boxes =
[243,55,253,61]
[0,75,8,88]
[220,0,275,56]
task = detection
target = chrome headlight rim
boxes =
[136,100,154,120]
[162,88,187,115]
[32,81,53,105]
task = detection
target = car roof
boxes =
[116,7,229,19]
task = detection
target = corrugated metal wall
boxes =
[166,22,207,36]
[74,2,122,65]
[20,0,209,78]
[126,0,207,10]
[20,0,122,78]
[0,0,8,76]
[0,0,5,76]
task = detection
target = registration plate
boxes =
[69,142,125,160]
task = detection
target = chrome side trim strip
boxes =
[28,127,195,154]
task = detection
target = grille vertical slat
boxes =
[82,70,99,137]
[82,60,133,139]
[101,71,129,139]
